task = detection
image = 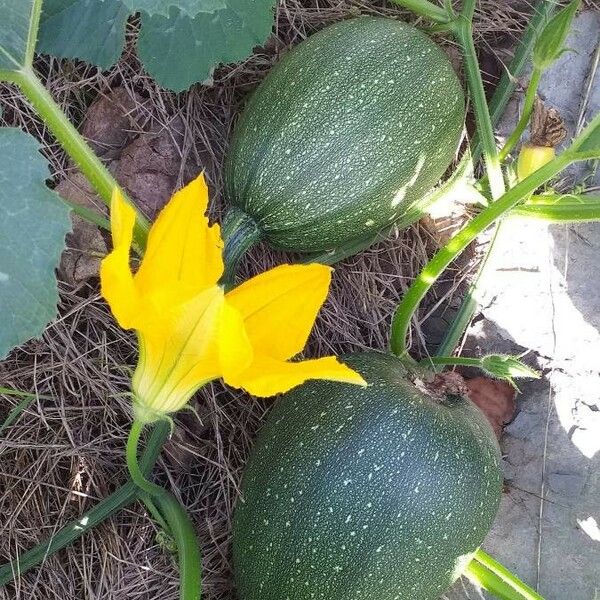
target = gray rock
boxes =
[447,10,600,599]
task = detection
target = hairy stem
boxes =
[455,16,505,199]
[4,68,149,252]
[421,355,482,368]
[465,549,545,600]
[436,0,558,357]
[59,196,111,231]
[437,1,555,355]
[389,152,572,356]
[486,1,556,134]
[389,0,453,23]
[512,194,600,222]
[434,222,502,358]
[461,0,477,22]
[126,421,201,600]
[499,68,542,161]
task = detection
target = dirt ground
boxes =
[0,1,598,599]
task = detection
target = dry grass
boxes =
[0,1,543,598]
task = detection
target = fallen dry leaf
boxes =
[55,90,200,284]
[466,376,517,439]
[56,173,108,286]
[114,115,200,219]
[80,86,145,159]
[55,85,144,284]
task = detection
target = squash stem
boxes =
[512,194,600,222]
[438,1,557,358]
[464,549,545,600]
[220,206,262,290]
[421,355,482,368]
[389,0,454,23]
[499,67,543,162]
[126,420,202,600]
[519,195,598,213]
[3,67,149,253]
[389,152,572,357]
[59,195,112,231]
[454,17,505,200]
[394,0,507,201]
[460,0,477,22]
[433,223,502,359]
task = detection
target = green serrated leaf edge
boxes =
[0,0,42,74]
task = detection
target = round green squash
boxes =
[233,352,502,600]
[224,16,464,254]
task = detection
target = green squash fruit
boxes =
[223,16,464,255]
[233,352,502,600]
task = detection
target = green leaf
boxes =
[0,128,71,359]
[532,0,580,71]
[0,0,42,73]
[123,0,225,18]
[480,354,540,388]
[32,0,276,91]
[137,1,275,91]
[568,112,600,160]
[37,0,128,69]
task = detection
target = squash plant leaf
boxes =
[138,2,276,92]
[123,0,226,18]
[0,0,41,74]
[35,0,275,91]
[0,129,71,359]
[38,0,129,70]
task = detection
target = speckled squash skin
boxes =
[224,17,464,253]
[233,352,502,600]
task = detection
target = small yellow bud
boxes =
[517,144,556,181]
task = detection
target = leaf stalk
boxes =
[465,549,545,600]
[1,68,149,252]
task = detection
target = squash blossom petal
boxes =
[100,174,366,423]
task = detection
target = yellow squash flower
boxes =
[100,174,366,423]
